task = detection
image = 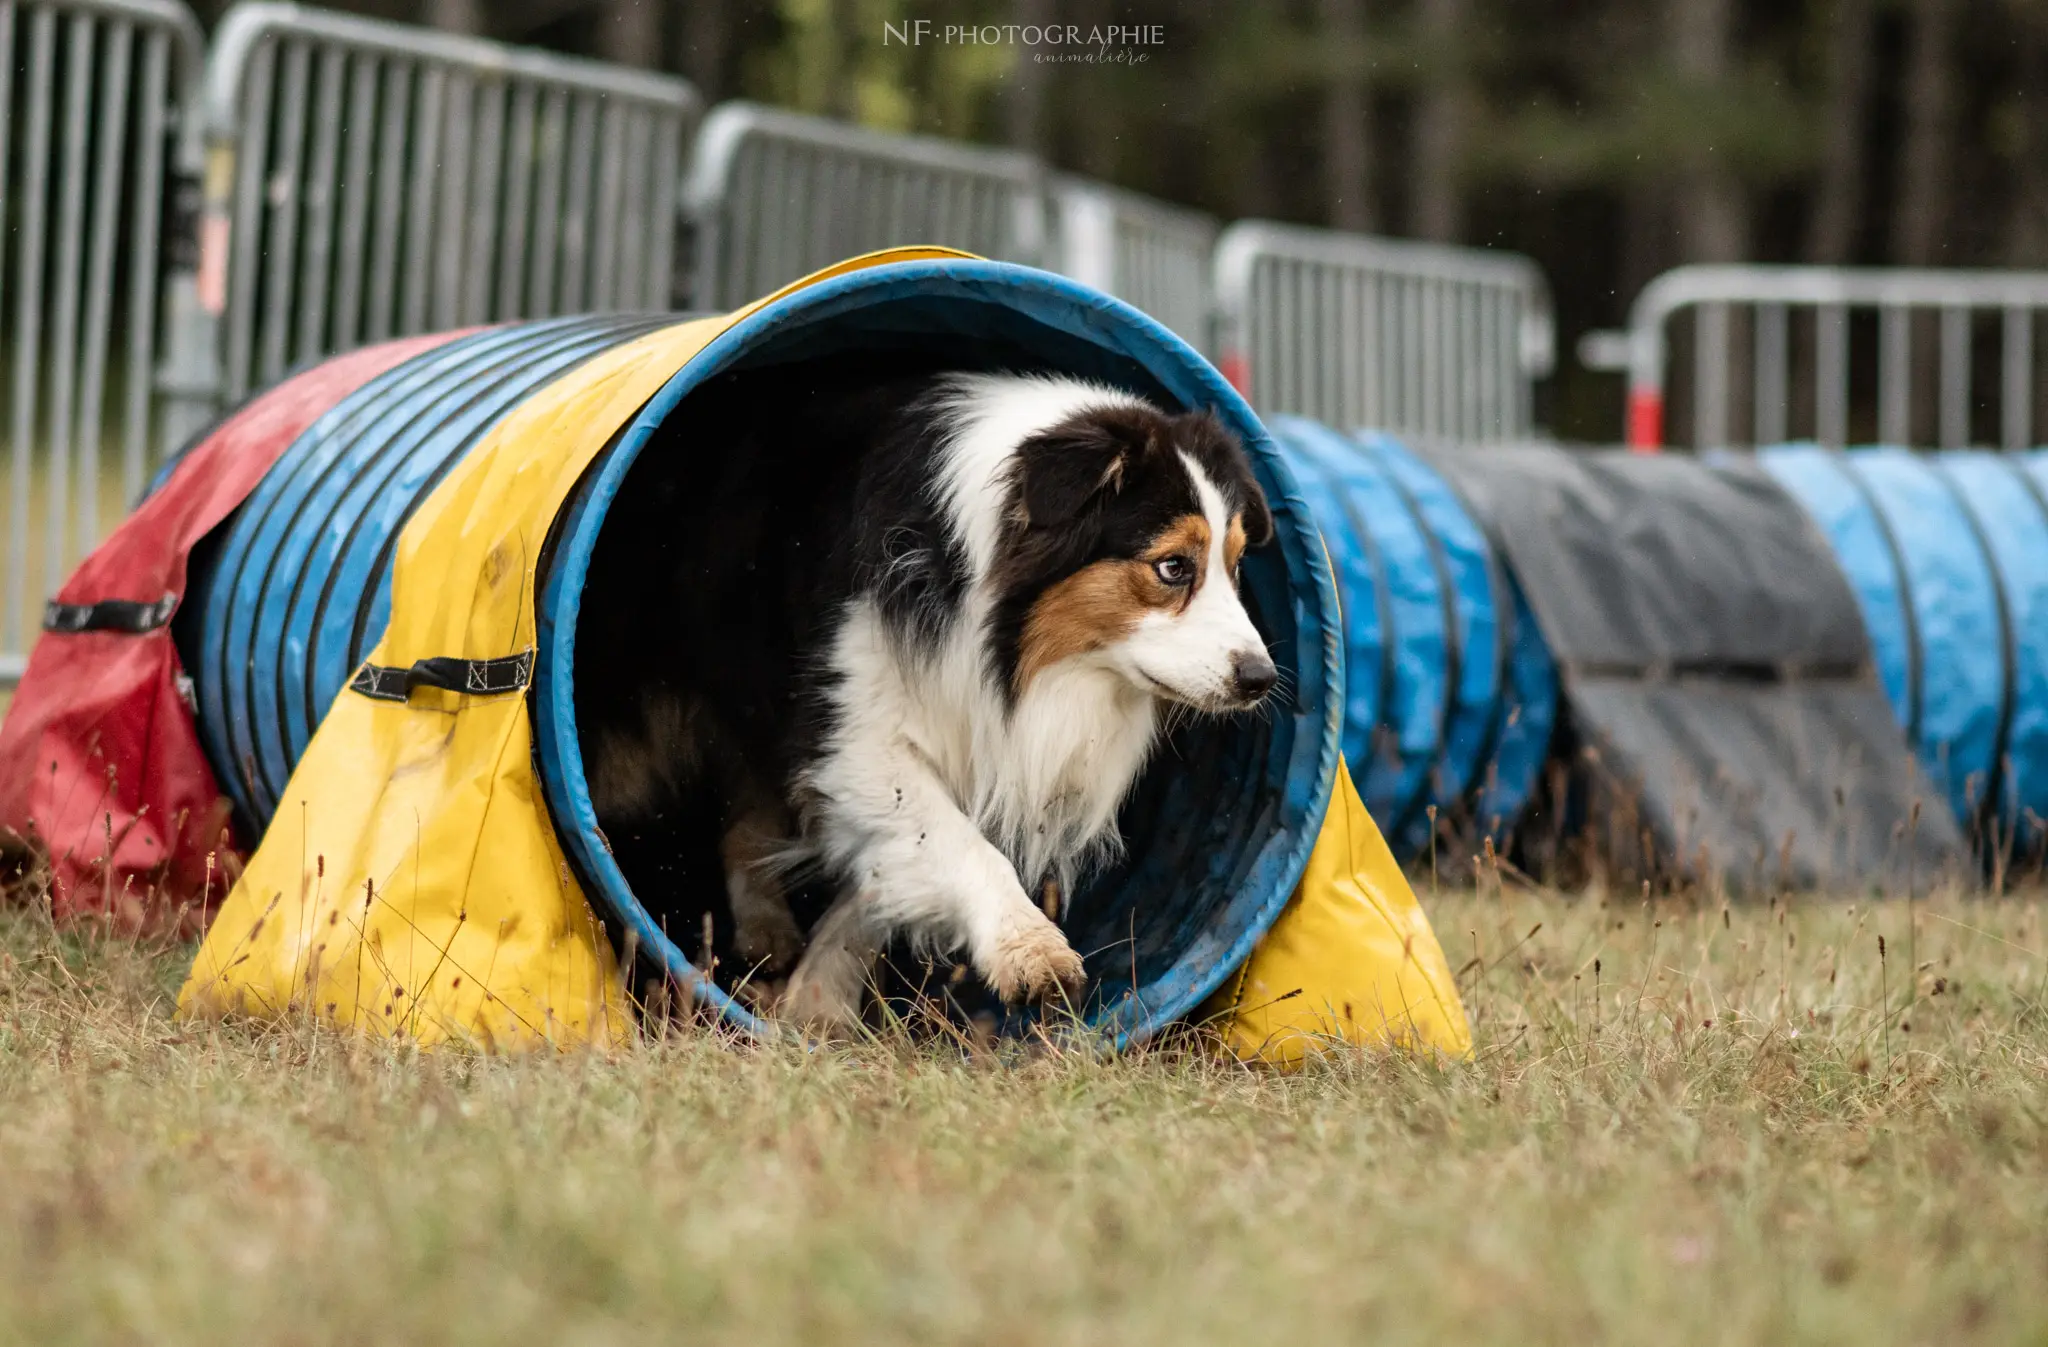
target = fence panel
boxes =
[684,101,1045,311]
[188,2,702,410]
[1210,220,1555,442]
[1,0,203,686]
[1048,174,1215,350]
[1595,264,2048,451]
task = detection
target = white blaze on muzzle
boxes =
[1113,452,1270,710]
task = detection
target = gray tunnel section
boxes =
[1426,444,1963,890]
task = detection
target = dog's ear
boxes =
[1015,413,1157,529]
[1240,483,1274,549]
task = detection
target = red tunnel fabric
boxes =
[0,333,465,927]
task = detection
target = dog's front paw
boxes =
[986,919,1086,1008]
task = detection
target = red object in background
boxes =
[0,333,464,928]
[1626,386,1665,453]
[1218,349,1252,398]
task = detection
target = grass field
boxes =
[2,879,2046,1345]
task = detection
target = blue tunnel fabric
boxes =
[1938,452,2048,841]
[1852,449,2005,818]
[1481,571,1560,839]
[188,315,669,827]
[1284,425,1391,784]
[1763,444,2045,844]
[1754,449,1917,717]
[180,261,1347,1048]
[1270,416,1445,837]
[1360,432,1504,849]
[1265,418,1557,858]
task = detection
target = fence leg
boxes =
[157,270,220,457]
[1626,386,1664,453]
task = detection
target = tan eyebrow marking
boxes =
[1224,514,1249,575]
[1012,513,1211,692]
[1142,513,1210,580]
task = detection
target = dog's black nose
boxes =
[1231,650,1278,701]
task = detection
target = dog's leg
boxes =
[720,797,804,976]
[584,687,701,821]
[778,891,880,1034]
[808,740,1085,1010]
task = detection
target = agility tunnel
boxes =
[1270,432,1992,889]
[1265,418,1559,861]
[126,252,1391,1048]
[1761,446,2048,854]
[1272,432,2048,885]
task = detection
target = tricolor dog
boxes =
[580,361,1276,1031]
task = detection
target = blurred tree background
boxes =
[183,0,2048,440]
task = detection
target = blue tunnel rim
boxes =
[530,258,1346,1047]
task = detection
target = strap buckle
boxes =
[348,648,536,703]
[43,592,179,634]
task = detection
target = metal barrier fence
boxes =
[191,2,701,409]
[1587,264,2048,452]
[1,0,204,685]
[1211,220,1555,443]
[1047,174,1215,350]
[683,101,1045,311]
[2,6,1568,690]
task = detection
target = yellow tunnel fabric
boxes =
[178,245,1473,1059]
[1205,757,1474,1063]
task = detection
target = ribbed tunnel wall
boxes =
[181,315,676,827]
[1278,433,2048,873]
[1762,446,2048,849]
[1267,418,1559,859]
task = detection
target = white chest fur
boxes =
[822,598,1159,899]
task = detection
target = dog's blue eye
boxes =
[1154,557,1193,586]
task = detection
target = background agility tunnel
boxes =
[1264,418,1559,861]
[1762,446,2048,853]
[1276,433,1973,888]
[172,261,1345,1044]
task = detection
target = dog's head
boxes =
[982,387,1277,712]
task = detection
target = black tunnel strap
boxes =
[43,592,178,634]
[349,648,535,703]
